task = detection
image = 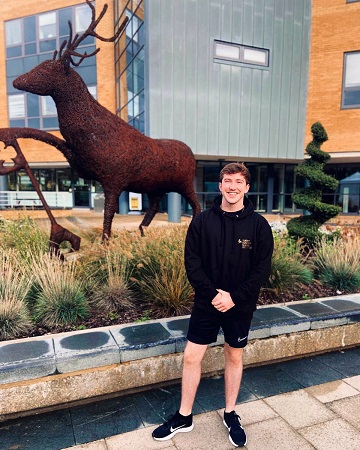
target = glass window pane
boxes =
[344,89,360,106]
[25,43,37,55]
[10,119,26,128]
[24,17,36,42]
[39,12,56,39]
[6,46,22,58]
[88,85,97,100]
[28,118,40,128]
[43,117,59,129]
[6,58,24,77]
[39,39,57,53]
[18,171,34,191]
[345,53,360,87]
[24,55,39,72]
[59,8,72,36]
[76,65,97,84]
[40,169,56,191]
[41,96,57,116]
[5,19,22,46]
[9,94,25,118]
[215,43,240,60]
[243,47,267,65]
[75,4,92,33]
[27,93,40,116]
[57,169,72,192]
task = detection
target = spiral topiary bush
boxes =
[287,122,341,244]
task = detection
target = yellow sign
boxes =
[130,197,139,209]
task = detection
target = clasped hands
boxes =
[211,289,235,313]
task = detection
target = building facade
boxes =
[0,0,359,214]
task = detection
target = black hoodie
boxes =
[185,195,274,316]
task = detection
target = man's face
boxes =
[219,172,250,211]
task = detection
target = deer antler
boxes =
[53,0,128,67]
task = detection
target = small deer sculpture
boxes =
[8,0,201,243]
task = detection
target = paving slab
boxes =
[0,408,74,450]
[315,347,360,377]
[344,374,360,390]
[0,338,55,384]
[328,394,360,430]
[232,399,279,425]
[106,426,176,449]
[53,330,119,373]
[242,364,303,398]
[264,389,336,428]
[277,356,344,387]
[299,417,360,450]
[245,416,314,450]
[63,441,108,450]
[306,379,359,403]
[172,411,234,450]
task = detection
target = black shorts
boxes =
[187,308,253,348]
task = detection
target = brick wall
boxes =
[305,0,360,154]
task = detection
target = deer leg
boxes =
[139,192,165,236]
[0,135,81,255]
[182,190,201,217]
[102,192,119,241]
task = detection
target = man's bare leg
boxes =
[224,343,244,412]
[179,341,208,416]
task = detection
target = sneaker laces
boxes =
[227,412,244,433]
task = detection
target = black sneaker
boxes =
[223,410,247,447]
[152,411,194,441]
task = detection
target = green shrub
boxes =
[31,254,89,326]
[90,249,136,313]
[0,249,33,340]
[0,216,48,262]
[131,225,194,317]
[287,122,340,244]
[314,235,360,292]
[264,236,313,296]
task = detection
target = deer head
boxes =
[13,0,128,96]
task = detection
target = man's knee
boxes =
[183,341,207,365]
[224,344,244,366]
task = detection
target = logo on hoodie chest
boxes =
[238,239,252,249]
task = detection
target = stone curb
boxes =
[0,294,359,421]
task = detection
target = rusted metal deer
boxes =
[0,0,200,249]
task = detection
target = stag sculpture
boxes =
[0,0,200,251]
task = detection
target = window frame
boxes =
[341,50,360,109]
[213,40,270,69]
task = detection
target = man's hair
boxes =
[219,162,251,185]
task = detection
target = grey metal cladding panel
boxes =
[159,0,175,137]
[184,0,199,150]
[172,1,186,139]
[147,0,311,160]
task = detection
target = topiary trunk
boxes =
[287,122,340,244]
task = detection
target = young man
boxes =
[152,163,274,447]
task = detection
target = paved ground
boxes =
[1,347,360,450]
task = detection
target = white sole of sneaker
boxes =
[153,423,194,441]
[223,419,247,447]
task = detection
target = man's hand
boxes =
[211,289,235,313]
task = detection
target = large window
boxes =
[342,51,360,109]
[115,0,145,133]
[5,2,97,130]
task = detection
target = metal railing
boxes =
[0,191,72,209]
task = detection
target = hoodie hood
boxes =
[213,194,254,219]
